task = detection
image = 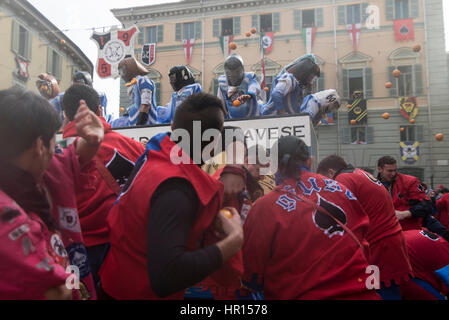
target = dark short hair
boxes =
[0,86,61,160]
[62,84,100,121]
[275,135,309,180]
[317,155,347,175]
[377,156,397,168]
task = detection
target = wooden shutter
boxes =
[157,25,164,43]
[362,2,369,22]
[294,9,302,30]
[11,20,20,54]
[46,48,53,74]
[411,0,419,18]
[315,8,323,27]
[195,21,202,39]
[138,27,144,44]
[388,66,398,97]
[342,68,349,99]
[342,127,351,144]
[338,6,346,25]
[233,17,241,35]
[252,15,259,29]
[25,30,32,60]
[175,23,182,41]
[413,64,423,95]
[386,0,394,21]
[318,72,325,92]
[273,12,280,32]
[366,126,374,144]
[156,82,161,106]
[364,67,373,98]
[213,19,220,37]
[213,79,219,96]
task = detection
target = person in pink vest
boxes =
[0,87,104,300]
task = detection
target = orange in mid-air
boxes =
[264,87,269,92]
[219,209,233,219]
[385,82,393,89]
[393,69,401,78]
[410,119,416,124]
[382,113,390,119]
[350,119,357,125]
[251,28,257,34]
[413,44,422,52]
[347,104,352,109]
[435,133,444,141]
[245,32,251,37]
[233,100,241,107]
[229,42,237,50]
[400,127,405,132]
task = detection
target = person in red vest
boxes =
[0,87,104,299]
[317,155,413,300]
[400,230,449,300]
[99,93,244,300]
[436,193,449,230]
[61,84,145,285]
[241,136,380,300]
[377,156,449,241]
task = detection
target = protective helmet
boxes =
[73,71,93,87]
[169,66,195,92]
[36,73,60,100]
[224,54,245,87]
[286,57,320,87]
[118,57,149,83]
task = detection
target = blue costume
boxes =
[126,76,158,126]
[217,73,262,120]
[157,83,202,124]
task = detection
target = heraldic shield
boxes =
[142,43,156,66]
[400,141,419,165]
[399,97,418,120]
[347,98,367,125]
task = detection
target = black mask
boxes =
[224,54,245,87]
[169,66,195,92]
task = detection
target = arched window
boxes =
[340,51,373,99]
[388,47,423,97]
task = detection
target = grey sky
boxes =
[27,0,449,119]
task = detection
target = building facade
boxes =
[112,0,449,187]
[0,0,92,93]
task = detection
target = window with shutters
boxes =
[47,48,62,80]
[388,48,423,96]
[302,10,316,28]
[395,0,410,19]
[221,18,233,36]
[397,65,413,96]
[346,4,361,24]
[183,22,195,40]
[400,125,424,141]
[12,21,32,60]
[348,69,364,99]
[145,26,157,43]
[260,14,273,33]
[343,126,374,144]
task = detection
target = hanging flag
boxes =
[260,56,267,102]
[260,32,274,55]
[219,35,234,58]
[15,56,29,80]
[347,98,368,124]
[141,43,156,66]
[183,38,195,65]
[302,28,317,54]
[394,19,415,42]
[399,96,418,120]
[91,26,139,79]
[346,23,361,52]
[400,141,420,165]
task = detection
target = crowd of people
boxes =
[1,52,449,301]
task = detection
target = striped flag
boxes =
[347,23,361,52]
[302,28,317,54]
[220,35,234,58]
[183,38,195,65]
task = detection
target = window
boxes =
[395,0,410,19]
[11,21,32,60]
[221,18,233,36]
[346,4,361,24]
[341,61,373,100]
[260,14,273,33]
[351,126,367,144]
[348,69,364,98]
[400,125,424,141]
[397,65,413,96]
[252,13,280,33]
[176,21,202,41]
[183,22,195,40]
[47,48,62,80]
[146,26,157,43]
[302,10,315,28]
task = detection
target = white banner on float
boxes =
[111,115,312,148]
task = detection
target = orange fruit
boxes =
[264,87,269,92]
[229,42,237,50]
[245,32,251,37]
[350,119,357,125]
[251,28,257,34]
[61,39,66,45]
[382,112,390,119]
[410,119,416,124]
[233,100,241,107]
[393,69,401,78]
[220,209,233,219]
[413,44,421,52]
[347,104,352,109]
[435,133,444,141]
[400,127,405,132]
[385,82,392,89]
